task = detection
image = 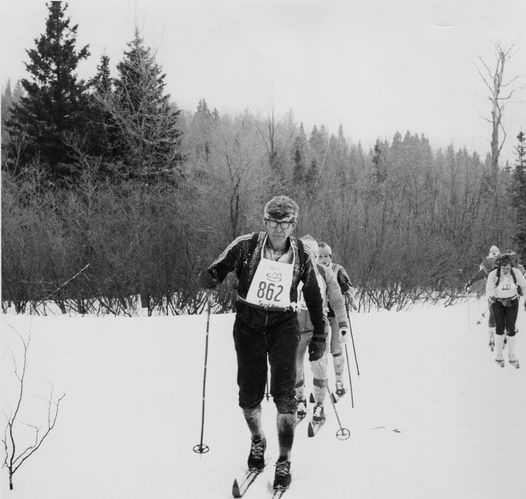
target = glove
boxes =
[488,296,496,306]
[308,336,326,361]
[464,282,471,292]
[200,269,218,289]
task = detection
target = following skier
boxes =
[486,253,526,368]
[294,235,348,425]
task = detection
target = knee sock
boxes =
[243,405,264,439]
[507,336,517,360]
[495,335,504,359]
[276,413,295,460]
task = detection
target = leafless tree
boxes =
[2,330,65,490]
[476,43,521,180]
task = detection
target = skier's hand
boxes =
[200,269,218,289]
[488,296,496,305]
[339,328,349,343]
[309,337,325,361]
[464,282,471,292]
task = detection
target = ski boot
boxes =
[335,381,346,397]
[247,435,266,471]
[495,357,505,368]
[273,457,291,490]
[296,398,307,419]
[312,403,326,423]
[509,355,520,369]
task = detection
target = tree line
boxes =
[2,2,525,315]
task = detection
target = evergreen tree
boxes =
[5,2,90,178]
[511,131,526,259]
[86,54,120,162]
[112,28,182,179]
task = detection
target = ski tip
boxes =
[307,422,314,437]
[232,479,241,498]
[309,393,315,403]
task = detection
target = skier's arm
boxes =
[301,257,326,339]
[515,269,526,297]
[322,266,349,330]
[468,267,486,286]
[485,270,496,302]
[203,234,251,287]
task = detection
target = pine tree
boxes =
[112,28,182,179]
[86,54,120,162]
[5,1,90,178]
[511,131,526,259]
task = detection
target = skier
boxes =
[201,196,325,491]
[466,245,501,350]
[294,235,349,425]
[486,253,526,368]
[317,241,356,396]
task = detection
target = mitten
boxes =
[200,269,218,289]
[308,336,325,361]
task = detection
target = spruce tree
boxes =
[511,131,526,259]
[112,28,182,179]
[5,2,90,178]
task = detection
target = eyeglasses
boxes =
[265,218,294,229]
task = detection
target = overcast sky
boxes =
[1,0,525,163]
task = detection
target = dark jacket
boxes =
[207,231,326,337]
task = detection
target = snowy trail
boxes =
[1,300,525,498]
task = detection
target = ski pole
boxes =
[317,360,350,440]
[345,298,360,376]
[476,306,489,325]
[343,343,355,408]
[193,295,212,454]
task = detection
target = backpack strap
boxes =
[297,238,307,272]
[495,267,518,287]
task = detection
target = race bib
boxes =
[245,257,294,309]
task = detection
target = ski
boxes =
[330,391,345,404]
[307,420,325,437]
[232,469,263,498]
[295,414,306,427]
[272,486,289,498]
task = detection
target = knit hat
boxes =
[264,196,299,221]
[301,235,319,257]
[488,245,500,258]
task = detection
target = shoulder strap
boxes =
[495,267,501,286]
[296,238,307,271]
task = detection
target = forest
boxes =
[2,2,526,315]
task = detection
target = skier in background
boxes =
[295,235,348,424]
[486,253,526,368]
[466,245,500,350]
[317,241,356,396]
[201,195,325,491]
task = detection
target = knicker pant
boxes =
[233,304,299,414]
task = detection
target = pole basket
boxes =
[193,443,210,454]
[336,428,351,440]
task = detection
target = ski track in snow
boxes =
[1,299,525,499]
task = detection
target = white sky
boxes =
[1,0,525,163]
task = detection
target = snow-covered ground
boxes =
[1,298,525,499]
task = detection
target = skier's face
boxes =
[500,263,512,274]
[318,247,332,267]
[265,217,295,247]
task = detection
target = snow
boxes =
[1,299,525,499]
